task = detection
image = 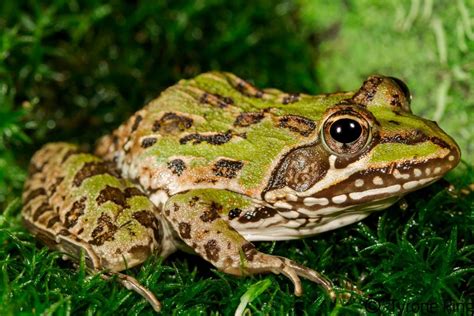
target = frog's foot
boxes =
[102,272,161,312]
[164,189,335,299]
[223,252,335,299]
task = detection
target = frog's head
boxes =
[264,76,460,225]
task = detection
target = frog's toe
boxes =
[281,258,336,300]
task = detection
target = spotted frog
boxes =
[22,73,460,311]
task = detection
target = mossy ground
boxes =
[1,1,473,315]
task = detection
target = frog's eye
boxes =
[388,76,412,105]
[322,111,371,156]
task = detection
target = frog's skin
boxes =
[22,73,460,311]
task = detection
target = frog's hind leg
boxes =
[163,189,335,299]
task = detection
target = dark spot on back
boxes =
[152,112,193,134]
[73,161,121,187]
[167,159,186,176]
[32,202,52,221]
[278,115,316,136]
[141,137,157,148]
[180,131,233,145]
[212,159,244,179]
[96,185,127,208]
[46,215,60,228]
[124,187,145,198]
[90,213,118,246]
[200,93,234,108]
[389,120,400,125]
[204,239,220,262]
[61,148,81,163]
[49,177,65,196]
[178,222,191,239]
[131,115,143,132]
[24,188,47,205]
[133,210,162,243]
[65,196,87,228]
[234,79,264,98]
[233,112,264,127]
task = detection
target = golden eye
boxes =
[322,108,371,156]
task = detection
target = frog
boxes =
[22,72,461,311]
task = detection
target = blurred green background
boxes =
[1,0,473,315]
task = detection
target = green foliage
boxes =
[0,0,472,315]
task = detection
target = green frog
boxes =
[22,73,460,311]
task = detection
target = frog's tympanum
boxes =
[22,73,460,311]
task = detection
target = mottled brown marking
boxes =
[282,93,300,105]
[178,222,191,239]
[96,185,127,208]
[28,162,44,176]
[46,215,60,228]
[167,159,186,176]
[352,76,384,106]
[200,93,234,108]
[233,112,264,127]
[204,239,220,262]
[124,187,145,198]
[152,112,193,134]
[65,196,87,228]
[235,80,264,98]
[132,210,162,243]
[212,159,244,179]
[32,202,52,221]
[200,202,220,222]
[390,94,402,108]
[189,196,199,207]
[73,161,121,187]
[228,208,242,220]
[241,243,257,261]
[48,177,64,196]
[131,115,143,132]
[278,115,316,137]
[90,213,118,246]
[24,188,47,205]
[180,131,232,145]
[141,137,157,148]
[61,148,80,163]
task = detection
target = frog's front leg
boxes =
[163,189,334,298]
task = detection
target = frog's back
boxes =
[96,72,351,200]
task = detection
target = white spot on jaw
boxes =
[414,168,422,177]
[303,197,329,206]
[332,194,347,204]
[434,167,442,174]
[349,185,402,200]
[402,181,419,190]
[274,201,293,209]
[393,169,410,180]
[448,155,455,161]
[425,168,431,176]
[355,179,364,187]
[372,176,383,185]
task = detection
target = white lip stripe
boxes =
[303,197,329,206]
[349,184,402,200]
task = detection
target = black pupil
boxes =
[329,119,362,144]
